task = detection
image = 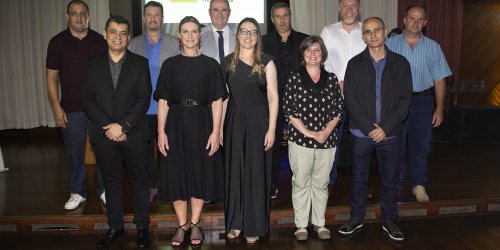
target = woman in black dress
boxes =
[221,17,279,244]
[154,16,225,247]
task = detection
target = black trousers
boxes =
[93,140,150,230]
[271,110,285,189]
[146,115,159,188]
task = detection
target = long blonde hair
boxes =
[228,17,264,76]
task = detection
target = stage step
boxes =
[2,198,499,233]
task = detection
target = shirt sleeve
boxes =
[283,73,301,119]
[46,37,61,70]
[208,57,227,101]
[326,73,344,122]
[430,43,452,81]
[153,57,172,102]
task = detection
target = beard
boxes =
[147,22,160,32]
[342,15,357,25]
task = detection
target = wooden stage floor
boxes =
[0,134,499,233]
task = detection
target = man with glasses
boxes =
[262,2,308,199]
[320,0,366,184]
[128,1,179,203]
[200,0,237,64]
[340,17,412,241]
[46,0,107,210]
[386,5,451,203]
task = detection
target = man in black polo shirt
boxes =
[262,2,308,199]
[46,0,107,210]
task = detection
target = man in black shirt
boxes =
[262,2,308,199]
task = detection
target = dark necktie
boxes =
[216,30,224,63]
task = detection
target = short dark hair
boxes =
[299,35,328,67]
[405,5,427,18]
[105,15,130,34]
[144,1,163,16]
[67,0,89,14]
[270,2,290,16]
[178,16,201,32]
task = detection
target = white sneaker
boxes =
[412,185,430,202]
[64,193,86,210]
[100,192,106,205]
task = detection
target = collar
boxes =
[335,21,362,33]
[143,32,163,46]
[65,27,91,40]
[273,29,295,42]
[108,50,127,64]
[211,24,230,33]
[362,46,396,64]
[400,32,427,45]
[299,66,328,90]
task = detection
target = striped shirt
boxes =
[386,34,451,92]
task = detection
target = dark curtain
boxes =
[397,0,463,78]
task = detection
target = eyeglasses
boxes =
[210,8,229,14]
[239,28,258,37]
[362,27,383,36]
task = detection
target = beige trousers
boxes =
[288,141,336,228]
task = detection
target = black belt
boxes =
[412,88,432,96]
[170,99,209,107]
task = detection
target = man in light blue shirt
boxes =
[386,5,451,203]
[128,1,179,202]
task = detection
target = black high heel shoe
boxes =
[171,222,189,247]
[190,221,203,247]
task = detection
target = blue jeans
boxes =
[61,112,104,197]
[350,135,400,223]
[401,95,434,188]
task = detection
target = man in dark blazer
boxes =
[262,2,308,199]
[83,16,152,248]
[339,17,412,242]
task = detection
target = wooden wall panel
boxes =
[397,0,463,82]
[458,0,500,105]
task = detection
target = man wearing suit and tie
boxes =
[83,16,152,248]
[200,0,237,63]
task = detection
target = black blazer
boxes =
[344,46,412,137]
[83,50,152,144]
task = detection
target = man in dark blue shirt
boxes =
[340,17,412,242]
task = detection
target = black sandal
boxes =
[171,222,188,247]
[190,221,203,246]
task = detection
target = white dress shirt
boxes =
[320,21,366,81]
